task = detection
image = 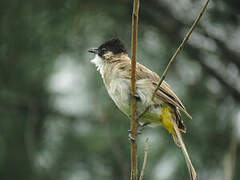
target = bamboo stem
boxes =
[130,0,140,180]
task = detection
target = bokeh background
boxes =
[1,0,240,180]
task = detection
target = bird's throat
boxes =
[91,55,106,78]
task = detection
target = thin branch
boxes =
[130,0,140,180]
[139,138,149,180]
[151,0,209,101]
[129,1,209,180]
[142,0,240,101]
[136,0,210,122]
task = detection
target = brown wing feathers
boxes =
[115,59,192,121]
[135,63,192,120]
[155,82,192,120]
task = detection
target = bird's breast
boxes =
[102,69,166,127]
[106,76,131,115]
[104,75,163,119]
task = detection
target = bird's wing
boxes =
[136,63,192,119]
[154,82,192,119]
[117,60,192,119]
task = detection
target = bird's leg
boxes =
[128,124,142,141]
[138,122,150,132]
[128,122,143,142]
[130,92,141,102]
[128,93,151,141]
[128,93,141,141]
[128,133,135,142]
[128,128,142,135]
[128,122,150,141]
[137,105,151,121]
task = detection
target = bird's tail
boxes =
[172,120,197,180]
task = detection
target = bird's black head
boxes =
[88,38,127,57]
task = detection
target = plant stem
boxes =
[130,0,140,180]
[139,138,149,180]
[151,0,210,101]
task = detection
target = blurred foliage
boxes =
[0,0,240,180]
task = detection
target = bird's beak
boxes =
[88,48,99,54]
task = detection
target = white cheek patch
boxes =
[90,54,101,65]
[90,55,105,78]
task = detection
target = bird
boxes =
[88,38,192,142]
[88,38,196,180]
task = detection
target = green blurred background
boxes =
[0,0,240,180]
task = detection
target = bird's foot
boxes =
[128,123,150,141]
[128,129,142,135]
[137,122,150,132]
[128,133,135,141]
[139,122,150,129]
[128,128,142,142]
[131,93,141,101]
[136,106,151,120]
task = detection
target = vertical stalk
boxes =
[151,0,209,102]
[130,0,139,180]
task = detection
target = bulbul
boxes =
[89,38,196,180]
[89,38,191,142]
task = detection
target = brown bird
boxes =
[88,38,196,180]
[89,38,191,136]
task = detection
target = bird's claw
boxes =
[128,129,142,135]
[139,122,150,129]
[131,93,141,101]
[128,122,150,140]
[128,133,135,141]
